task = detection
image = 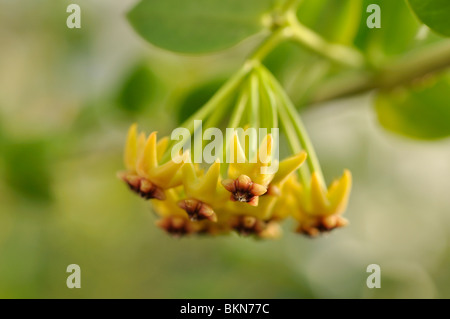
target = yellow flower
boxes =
[224,133,273,186]
[152,188,203,236]
[152,186,231,236]
[220,133,307,237]
[178,159,227,222]
[119,124,353,240]
[118,124,186,200]
[221,133,306,208]
[270,175,299,221]
[115,62,359,241]
[293,170,352,237]
[146,131,307,239]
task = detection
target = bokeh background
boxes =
[1,0,450,298]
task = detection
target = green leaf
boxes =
[127,0,273,54]
[408,0,450,37]
[116,63,158,114]
[354,0,422,62]
[375,74,450,140]
[297,0,363,45]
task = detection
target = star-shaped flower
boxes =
[293,170,352,237]
[118,124,187,200]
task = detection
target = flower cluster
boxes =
[119,124,351,239]
[118,65,352,239]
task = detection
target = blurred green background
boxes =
[1,0,450,299]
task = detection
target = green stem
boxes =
[270,91,278,131]
[221,88,249,175]
[247,73,260,159]
[285,11,365,69]
[309,40,450,105]
[276,88,310,186]
[250,10,364,68]
[204,94,234,129]
[258,70,311,189]
[284,97,325,188]
[256,68,278,130]
[249,73,260,131]
[248,28,286,63]
[228,90,248,130]
[261,66,326,188]
[256,66,309,186]
[180,66,251,132]
[162,65,252,163]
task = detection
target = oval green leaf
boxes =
[408,0,450,37]
[127,0,273,54]
[375,74,450,140]
[354,0,422,62]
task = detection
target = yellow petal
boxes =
[169,151,191,188]
[156,137,169,162]
[136,132,158,177]
[328,170,352,215]
[310,172,330,215]
[242,125,251,157]
[167,170,183,188]
[258,194,279,220]
[288,179,306,220]
[136,132,147,159]
[150,159,185,189]
[181,161,197,185]
[271,151,307,185]
[124,124,138,171]
[151,188,186,218]
[254,134,273,166]
[196,160,220,196]
[228,134,248,179]
[248,134,275,185]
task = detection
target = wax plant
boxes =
[118,0,450,238]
